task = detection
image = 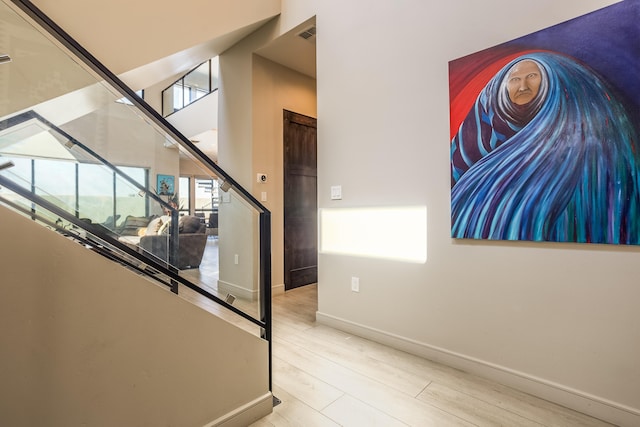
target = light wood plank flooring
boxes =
[250,284,614,427]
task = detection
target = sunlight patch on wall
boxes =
[319,206,427,263]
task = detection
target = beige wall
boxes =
[218,17,317,297]
[252,55,317,292]
[217,20,278,301]
[219,19,279,186]
[0,205,270,426]
[312,0,639,425]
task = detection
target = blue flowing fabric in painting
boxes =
[450,51,640,244]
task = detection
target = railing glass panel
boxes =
[0,0,271,347]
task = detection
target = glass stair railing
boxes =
[0,0,273,391]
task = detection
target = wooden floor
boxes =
[250,284,613,427]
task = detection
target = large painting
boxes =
[449,1,640,245]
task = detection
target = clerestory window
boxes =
[162,57,219,117]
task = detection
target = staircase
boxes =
[0,0,273,425]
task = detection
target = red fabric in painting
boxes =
[449,48,541,139]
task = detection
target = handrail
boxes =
[0,160,15,170]
[0,109,182,280]
[0,174,266,330]
[0,195,180,290]
[7,0,272,393]
[9,0,267,213]
[162,58,218,118]
[0,110,177,215]
[259,210,273,390]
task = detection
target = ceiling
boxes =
[29,0,282,79]
[1,0,316,164]
[165,16,317,159]
[256,17,317,79]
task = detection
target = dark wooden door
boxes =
[283,110,317,290]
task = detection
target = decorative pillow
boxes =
[179,215,202,234]
[118,215,152,236]
[145,217,164,236]
[158,220,170,235]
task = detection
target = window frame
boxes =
[162,57,218,117]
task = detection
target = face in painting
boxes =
[506,60,542,105]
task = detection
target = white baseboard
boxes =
[218,280,258,302]
[204,392,272,427]
[316,311,640,427]
[272,283,285,296]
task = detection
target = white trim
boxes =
[272,283,285,296]
[218,280,258,301]
[203,392,272,427]
[316,311,640,427]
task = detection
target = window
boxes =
[116,166,147,219]
[78,163,115,220]
[194,178,219,214]
[193,177,219,227]
[116,89,144,106]
[178,176,190,215]
[2,156,148,226]
[0,156,31,193]
[162,57,219,117]
[34,158,76,215]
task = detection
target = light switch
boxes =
[261,191,267,201]
[330,185,342,200]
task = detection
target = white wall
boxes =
[312,0,639,425]
[0,205,271,426]
[166,92,219,146]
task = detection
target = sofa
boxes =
[115,214,155,236]
[139,215,208,269]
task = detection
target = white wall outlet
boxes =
[331,185,342,200]
[351,276,360,292]
[234,254,239,265]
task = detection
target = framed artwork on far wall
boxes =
[157,174,175,195]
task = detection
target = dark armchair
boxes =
[139,215,208,269]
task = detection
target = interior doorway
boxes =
[283,110,317,290]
